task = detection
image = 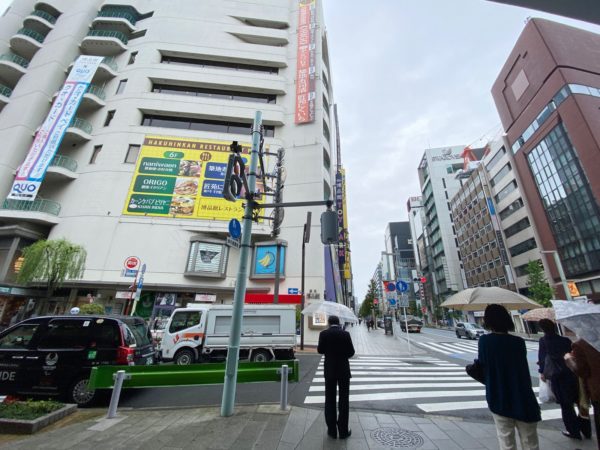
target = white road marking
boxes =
[304,389,486,404]
[315,370,466,376]
[309,382,483,392]
[311,376,473,383]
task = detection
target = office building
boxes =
[0,0,346,341]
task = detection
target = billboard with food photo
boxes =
[123,136,264,221]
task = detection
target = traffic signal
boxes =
[413,276,427,283]
[320,210,338,244]
[223,141,247,202]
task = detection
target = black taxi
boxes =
[0,315,155,406]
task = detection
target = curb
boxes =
[0,404,77,434]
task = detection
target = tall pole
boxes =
[273,242,281,303]
[300,212,311,351]
[541,250,572,301]
[221,111,262,417]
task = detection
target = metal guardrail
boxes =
[16,27,46,43]
[101,56,118,72]
[50,154,77,172]
[87,84,106,100]
[0,84,12,98]
[1,198,61,215]
[89,360,299,389]
[69,117,92,135]
[0,53,30,68]
[31,10,57,24]
[97,9,137,25]
[86,29,129,45]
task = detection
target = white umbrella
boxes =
[552,300,600,353]
[301,301,358,323]
[440,287,542,311]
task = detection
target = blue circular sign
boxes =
[396,280,408,292]
[228,219,241,238]
[386,282,396,292]
[388,298,397,306]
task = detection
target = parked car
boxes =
[455,322,485,340]
[399,316,423,333]
[0,315,156,406]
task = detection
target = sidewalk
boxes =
[1,404,595,450]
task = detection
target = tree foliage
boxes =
[79,303,105,315]
[359,279,378,318]
[526,260,554,307]
[16,239,87,297]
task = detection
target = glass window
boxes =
[38,319,90,349]
[169,311,201,333]
[92,322,120,348]
[125,144,140,164]
[128,51,137,65]
[0,324,39,349]
[494,181,517,203]
[161,56,279,74]
[127,321,151,346]
[90,145,102,164]
[486,147,506,171]
[186,241,227,276]
[116,79,127,95]
[104,110,115,126]
[490,163,511,187]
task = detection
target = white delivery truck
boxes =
[159,304,297,364]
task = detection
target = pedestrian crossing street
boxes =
[414,340,539,355]
[304,355,561,421]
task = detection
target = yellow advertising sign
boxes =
[123,136,263,221]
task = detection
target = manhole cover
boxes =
[370,427,424,448]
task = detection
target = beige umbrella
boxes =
[521,307,555,322]
[440,287,542,311]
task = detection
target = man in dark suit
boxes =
[317,315,355,439]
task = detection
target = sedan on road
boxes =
[455,322,485,340]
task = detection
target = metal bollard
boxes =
[107,370,126,419]
[279,364,289,410]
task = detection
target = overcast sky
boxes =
[322,0,600,302]
[1,1,598,303]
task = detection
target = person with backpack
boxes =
[538,318,581,440]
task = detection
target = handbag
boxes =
[466,359,485,384]
[538,379,555,403]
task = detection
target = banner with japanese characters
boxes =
[123,136,262,221]
[7,55,103,200]
[295,0,316,124]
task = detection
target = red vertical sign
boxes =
[295,0,316,124]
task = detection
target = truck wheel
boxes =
[68,375,98,407]
[174,349,195,365]
[250,350,271,362]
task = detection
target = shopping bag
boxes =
[538,379,555,403]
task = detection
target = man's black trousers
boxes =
[324,376,350,436]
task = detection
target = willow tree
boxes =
[17,238,87,298]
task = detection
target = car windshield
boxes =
[466,323,483,329]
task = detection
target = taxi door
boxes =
[0,320,44,395]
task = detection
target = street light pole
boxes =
[300,212,311,350]
[540,250,572,301]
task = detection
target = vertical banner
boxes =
[7,55,103,201]
[335,170,345,266]
[295,0,316,124]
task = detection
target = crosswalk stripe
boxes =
[316,370,466,376]
[309,382,482,392]
[311,376,473,383]
[318,366,465,372]
[415,342,453,354]
[304,388,486,404]
[436,342,478,353]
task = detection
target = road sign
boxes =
[288,288,299,295]
[388,298,397,306]
[122,269,137,278]
[373,299,379,305]
[421,306,427,314]
[226,237,241,248]
[396,280,408,292]
[228,218,242,239]
[124,256,140,271]
[386,282,396,292]
[398,296,409,307]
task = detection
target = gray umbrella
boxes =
[440,287,542,311]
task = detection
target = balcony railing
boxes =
[15,27,46,43]
[86,29,128,45]
[97,8,137,25]
[2,198,61,216]
[31,10,57,24]
[50,154,77,172]
[0,53,30,68]
[0,84,12,98]
[102,56,118,72]
[87,84,106,100]
[69,117,92,134]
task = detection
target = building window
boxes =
[490,163,511,187]
[90,145,102,164]
[323,180,331,201]
[124,145,140,164]
[152,83,276,104]
[509,238,537,257]
[185,240,228,278]
[128,51,137,65]
[527,123,600,277]
[323,120,330,143]
[499,198,524,221]
[104,110,115,127]
[116,79,127,95]
[161,55,279,74]
[504,217,530,238]
[486,146,506,171]
[494,181,517,204]
[141,114,275,137]
[323,147,330,171]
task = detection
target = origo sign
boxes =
[123,136,263,221]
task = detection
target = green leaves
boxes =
[16,238,87,296]
[526,260,554,307]
[359,279,378,318]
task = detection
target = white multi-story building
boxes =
[0,0,342,344]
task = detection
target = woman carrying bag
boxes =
[478,304,540,450]
[537,318,582,440]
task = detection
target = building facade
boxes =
[491,18,600,302]
[0,0,347,341]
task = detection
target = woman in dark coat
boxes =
[537,318,581,440]
[479,304,540,450]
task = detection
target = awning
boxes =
[244,293,302,304]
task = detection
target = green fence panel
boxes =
[89,359,299,390]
